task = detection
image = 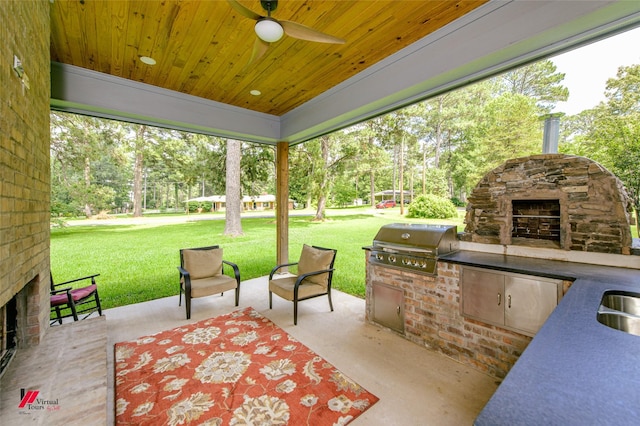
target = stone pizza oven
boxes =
[461,154,633,255]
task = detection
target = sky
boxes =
[550,26,640,115]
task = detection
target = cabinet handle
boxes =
[508,294,512,309]
[497,293,501,306]
[396,306,401,316]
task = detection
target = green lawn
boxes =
[51,208,464,310]
[50,207,637,311]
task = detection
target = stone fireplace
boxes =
[461,154,633,254]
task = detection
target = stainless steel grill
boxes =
[366,223,459,275]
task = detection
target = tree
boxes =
[578,64,640,226]
[499,60,569,113]
[343,121,389,206]
[409,81,495,200]
[131,125,147,217]
[313,135,331,220]
[241,143,275,195]
[224,139,243,236]
[50,112,121,216]
[455,93,543,193]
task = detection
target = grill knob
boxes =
[402,258,410,265]
[376,254,384,261]
[389,255,396,263]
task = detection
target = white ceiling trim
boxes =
[50,62,281,144]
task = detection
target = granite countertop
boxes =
[440,251,640,425]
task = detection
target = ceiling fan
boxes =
[228,0,346,65]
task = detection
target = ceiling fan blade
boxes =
[245,37,270,68]
[227,0,263,21]
[280,20,345,44]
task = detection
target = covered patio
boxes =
[0,276,498,425]
[2,1,640,424]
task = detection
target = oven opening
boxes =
[511,199,561,245]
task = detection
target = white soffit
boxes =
[50,62,281,145]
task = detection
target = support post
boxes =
[276,142,289,267]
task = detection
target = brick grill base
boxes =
[365,255,568,379]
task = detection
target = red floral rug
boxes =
[114,307,378,425]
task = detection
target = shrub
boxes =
[187,201,199,213]
[450,197,466,207]
[407,194,458,219]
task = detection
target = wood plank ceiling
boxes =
[50,0,488,116]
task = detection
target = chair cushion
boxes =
[269,276,327,301]
[50,293,71,306]
[70,284,97,301]
[297,245,334,286]
[184,275,237,299]
[182,248,223,279]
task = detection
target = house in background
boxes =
[187,194,288,212]
[375,190,413,204]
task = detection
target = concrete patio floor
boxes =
[1,276,499,425]
[106,276,499,425]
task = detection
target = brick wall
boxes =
[366,257,572,379]
[0,0,51,346]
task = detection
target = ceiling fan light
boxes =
[255,18,283,42]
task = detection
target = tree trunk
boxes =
[422,146,426,195]
[132,126,146,217]
[399,137,405,215]
[315,196,327,220]
[224,139,243,236]
[434,97,444,168]
[313,136,330,221]
[369,170,375,208]
[83,156,92,217]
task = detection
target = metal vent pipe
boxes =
[543,115,560,154]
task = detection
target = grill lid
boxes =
[372,223,459,255]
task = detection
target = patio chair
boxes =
[178,245,241,320]
[50,272,103,326]
[269,244,337,325]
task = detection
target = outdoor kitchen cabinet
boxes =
[372,282,405,334]
[461,266,561,336]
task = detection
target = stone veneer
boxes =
[365,259,572,379]
[461,154,632,254]
[0,0,51,347]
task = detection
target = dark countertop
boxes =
[440,251,640,425]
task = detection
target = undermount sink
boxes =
[600,291,640,315]
[597,291,640,337]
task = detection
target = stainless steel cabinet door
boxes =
[373,283,404,334]
[461,267,504,325]
[505,275,558,335]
